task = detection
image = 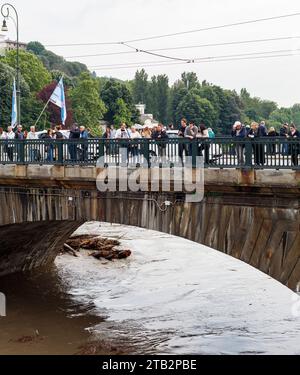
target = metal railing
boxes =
[0,138,299,169]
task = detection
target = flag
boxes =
[11,78,17,128]
[49,77,67,125]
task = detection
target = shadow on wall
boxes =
[0,221,82,277]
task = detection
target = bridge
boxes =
[0,138,300,290]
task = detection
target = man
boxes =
[15,125,25,162]
[184,121,198,156]
[6,126,15,161]
[115,123,130,139]
[27,126,39,162]
[69,124,80,162]
[115,123,131,163]
[280,123,289,155]
[152,124,168,157]
[231,121,246,165]
[178,118,189,160]
[79,126,89,162]
[129,126,142,159]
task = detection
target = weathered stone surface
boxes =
[0,165,16,178]
[27,165,53,179]
[255,170,296,186]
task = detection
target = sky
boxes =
[2,0,300,107]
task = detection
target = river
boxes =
[1,222,300,355]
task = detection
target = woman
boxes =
[196,124,210,164]
[288,124,300,166]
[248,122,265,166]
[267,127,279,155]
[103,126,113,156]
[141,126,152,139]
[43,129,54,162]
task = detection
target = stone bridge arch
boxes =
[0,167,300,289]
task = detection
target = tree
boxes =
[176,92,217,128]
[156,74,169,124]
[132,69,148,104]
[100,78,139,125]
[113,98,132,126]
[181,72,200,90]
[0,61,37,128]
[27,41,88,77]
[38,81,73,128]
[69,72,106,134]
[3,50,51,92]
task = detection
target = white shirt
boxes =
[0,132,7,140]
[115,129,131,139]
[27,132,39,140]
[130,131,141,140]
[7,131,15,140]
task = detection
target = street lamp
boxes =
[1,3,20,125]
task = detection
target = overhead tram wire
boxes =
[64,36,300,59]
[44,11,300,48]
[89,51,300,71]
[120,42,193,63]
[89,47,300,68]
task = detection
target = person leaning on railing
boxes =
[231,121,246,165]
[178,118,189,158]
[267,127,279,155]
[280,123,289,156]
[130,126,142,158]
[288,124,300,167]
[152,124,168,157]
[27,126,39,162]
[4,126,15,162]
[184,121,198,157]
[69,124,80,162]
[196,124,210,164]
[248,122,267,166]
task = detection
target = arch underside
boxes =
[0,186,299,290]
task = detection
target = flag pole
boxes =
[34,76,65,129]
[34,97,52,129]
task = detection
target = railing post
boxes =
[98,138,104,159]
[244,139,253,169]
[18,140,25,164]
[192,139,197,168]
[57,140,64,164]
[143,139,150,167]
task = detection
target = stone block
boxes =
[0,165,16,178]
[27,165,53,179]
[255,170,296,187]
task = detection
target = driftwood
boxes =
[63,235,131,261]
[63,243,78,257]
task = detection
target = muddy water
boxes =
[1,222,300,355]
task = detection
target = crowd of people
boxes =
[0,119,299,165]
[231,121,300,166]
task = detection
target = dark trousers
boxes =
[253,144,265,165]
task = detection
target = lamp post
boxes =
[1,3,20,125]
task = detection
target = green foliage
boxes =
[3,50,51,92]
[113,98,132,126]
[132,69,148,104]
[69,72,106,135]
[0,61,32,128]
[240,88,277,123]
[176,92,218,128]
[27,41,88,77]
[100,78,139,126]
[181,72,200,90]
